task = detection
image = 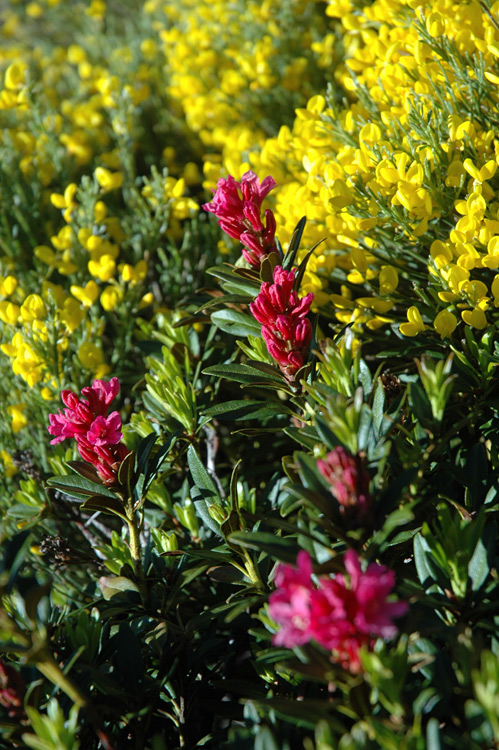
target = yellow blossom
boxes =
[434,309,458,339]
[95,167,123,192]
[399,306,427,337]
[7,404,27,433]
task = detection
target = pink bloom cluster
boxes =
[48,377,129,484]
[317,447,371,518]
[202,170,277,267]
[268,550,408,672]
[250,265,313,379]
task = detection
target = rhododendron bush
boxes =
[2,1,499,749]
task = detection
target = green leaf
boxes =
[99,576,139,600]
[135,431,158,477]
[46,474,116,501]
[227,531,298,562]
[66,460,101,482]
[372,379,385,436]
[118,451,135,493]
[282,216,307,271]
[211,309,262,337]
[80,494,127,518]
[187,444,218,497]
[203,362,285,387]
[468,524,495,592]
[201,399,292,421]
[294,237,326,292]
[207,266,261,296]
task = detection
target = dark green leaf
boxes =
[46,474,116,500]
[66,460,101,482]
[201,399,292,421]
[282,216,307,271]
[211,309,262,337]
[187,444,218,497]
[228,531,298,562]
[81,494,127,518]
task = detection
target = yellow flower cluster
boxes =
[156,0,331,181]
[232,0,499,338]
[0,276,109,389]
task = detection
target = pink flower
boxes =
[250,265,313,379]
[203,171,277,267]
[48,378,129,484]
[86,412,123,446]
[268,550,315,647]
[317,447,371,517]
[269,550,407,672]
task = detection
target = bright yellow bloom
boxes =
[20,294,47,323]
[399,306,427,337]
[434,310,458,339]
[4,61,27,91]
[78,341,110,378]
[88,255,116,282]
[95,167,123,192]
[100,285,123,311]
[7,404,28,433]
[70,281,100,307]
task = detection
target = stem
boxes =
[242,547,265,591]
[125,499,148,606]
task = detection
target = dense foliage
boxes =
[2,0,499,748]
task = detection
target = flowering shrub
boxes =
[1,2,499,750]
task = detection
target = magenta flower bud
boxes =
[250,265,313,379]
[48,378,130,484]
[317,446,371,517]
[203,170,277,268]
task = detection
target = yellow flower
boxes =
[0,450,17,478]
[4,61,27,91]
[20,294,47,323]
[59,298,85,333]
[399,306,427,337]
[88,255,116,282]
[100,285,123,311]
[434,310,458,339]
[70,281,100,307]
[0,301,20,325]
[7,404,28,433]
[95,167,123,192]
[0,275,18,296]
[78,341,110,377]
[120,260,147,285]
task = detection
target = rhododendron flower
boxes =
[317,446,371,517]
[48,377,129,483]
[250,265,313,378]
[203,171,277,267]
[268,550,315,647]
[268,550,407,672]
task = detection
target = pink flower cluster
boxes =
[317,447,371,518]
[268,550,407,672]
[48,377,129,484]
[250,265,313,379]
[202,170,277,267]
